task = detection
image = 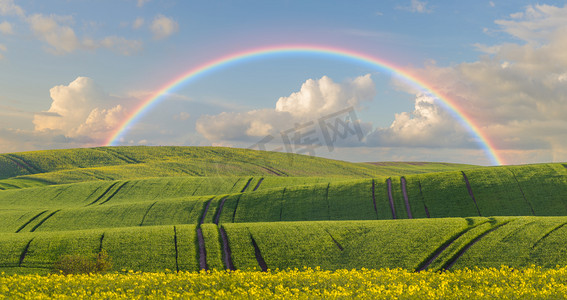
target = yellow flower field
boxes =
[1,266,567,299]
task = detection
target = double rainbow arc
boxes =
[105,45,504,166]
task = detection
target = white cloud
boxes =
[33,77,129,143]
[137,0,150,7]
[0,0,24,17]
[494,4,567,43]
[196,75,375,141]
[0,21,13,34]
[132,17,144,29]
[397,0,432,13]
[150,14,178,39]
[27,14,80,54]
[489,1,495,8]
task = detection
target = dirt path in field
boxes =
[372,180,378,219]
[219,227,235,270]
[441,221,510,270]
[214,197,228,225]
[400,177,413,219]
[98,233,105,253]
[387,178,396,219]
[250,235,268,271]
[199,198,213,226]
[252,178,264,191]
[461,171,481,216]
[197,228,207,270]
[15,210,48,233]
[509,170,536,215]
[30,209,61,232]
[19,238,34,267]
[417,181,430,218]
[173,226,179,272]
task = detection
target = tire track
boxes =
[98,181,129,205]
[214,197,228,225]
[400,177,413,219]
[250,234,268,272]
[30,210,61,232]
[15,210,48,233]
[461,171,482,216]
[197,228,207,270]
[441,221,510,270]
[231,195,243,223]
[199,198,214,226]
[5,154,41,174]
[100,148,140,164]
[219,227,235,270]
[325,229,344,251]
[240,178,253,193]
[252,178,264,191]
[372,179,378,219]
[98,233,105,253]
[417,180,430,218]
[19,238,34,267]
[139,201,158,226]
[386,178,396,219]
[173,226,179,273]
[86,182,119,206]
[532,222,567,249]
[509,169,535,215]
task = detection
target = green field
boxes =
[1,146,567,274]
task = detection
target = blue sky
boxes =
[2,0,567,165]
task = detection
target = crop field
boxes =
[1,146,567,279]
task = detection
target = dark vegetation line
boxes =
[98,233,105,253]
[252,178,264,191]
[86,182,119,206]
[250,234,268,272]
[509,169,536,215]
[415,222,482,271]
[30,210,61,232]
[0,186,5,190]
[5,154,41,174]
[100,147,140,164]
[228,178,242,193]
[240,177,253,193]
[400,177,413,219]
[325,229,344,251]
[199,198,214,226]
[15,210,48,233]
[532,222,567,249]
[19,238,34,267]
[279,188,287,221]
[372,179,378,219]
[441,221,510,270]
[231,195,243,223]
[219,227,235,270]
[563,164,567,170]
[196,228,207,270]
[139,201,158,226]
[98,181,129,205]
[84,184,108,204]
[325,183,330,220]
[214,197,228,225]
[173,226,179,273]
[461,171,482,216]
[418,181,430,218]
[386,178,396,219]
[190,179,205,196]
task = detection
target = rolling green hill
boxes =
[0,146,566,274]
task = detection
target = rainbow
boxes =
[105,45,504,165]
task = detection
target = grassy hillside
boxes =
[0,146,566,274]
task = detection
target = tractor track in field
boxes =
[325,229,344,251]
[19,238,34,267]
[173,226,179,273]
[98,182,129,205]
[197,228,207,270]
[98,148,140,164]
[4,154,41,174]
[532,222,567,249]
[219,227,235,270]
[509,169,536,215]
[461,171,482,216]
[415,222,483,271]
[250,234,268,271]
[417,180,430,218]
[441,221,510,270]
[386,178,396,219]
[199,198,213,226]
[139,201,158,226]
[231,195,243,223]
[190,179,205,196]
[372,180,378,219]
[30,210,61,232]
[98,233,105,253]
[252,178,264,191]
[400,177,413,219]
[240,178,253,193]
[15,210,48,233]
[214,197,228,225]
[86,182,119,206]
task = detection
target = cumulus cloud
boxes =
[0,21,13,34]
[0,0,24,17]
[494,4,567,43]
[150,14,178,39]
[196,75,375,142]
[33,77,129,143]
